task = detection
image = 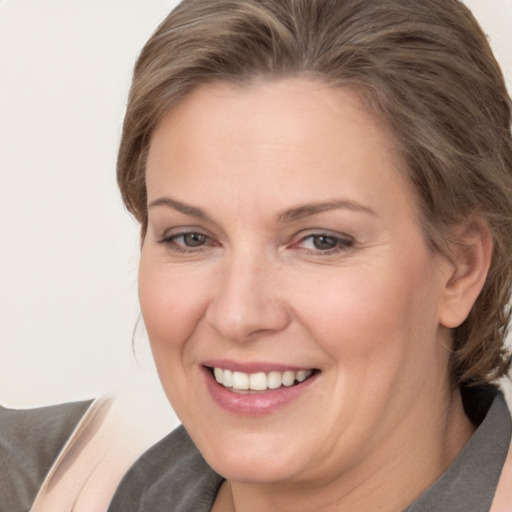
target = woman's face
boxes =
[139,79,454,486]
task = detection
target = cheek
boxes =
[137,255,213,423]
[293,255,443,372]
[138,256,209,353]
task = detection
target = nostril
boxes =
[205,296,291,343]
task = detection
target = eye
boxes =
[294,233,353,254]
[160,230,215,253]
[306,235,340,250]
[178,232,208,247]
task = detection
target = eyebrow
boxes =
[275,199,377,223]
[148,196,377,223]
[148,197,211,221]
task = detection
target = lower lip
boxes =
[202,367,318,416]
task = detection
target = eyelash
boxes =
[159,231,216,253]
[293,233,354,255]
[158,231,354,255]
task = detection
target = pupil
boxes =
[184,233,206,246]
[313,235,337,250]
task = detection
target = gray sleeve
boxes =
[0,400,92,512]
[108,425,223,512]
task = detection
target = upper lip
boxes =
[202,359,317,374]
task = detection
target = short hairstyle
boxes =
[117,0,512,386]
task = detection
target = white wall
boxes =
[0,0,180,407]
[0,0,511,408]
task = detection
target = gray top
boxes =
[0,400,93,512]
[404,387,511,512]
[1,387,510,512]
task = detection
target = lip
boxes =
[200,363,319,416]
[202,359,312,373]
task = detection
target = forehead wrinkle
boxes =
[275,199,378,224]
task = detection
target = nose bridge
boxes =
[206,246,289,342]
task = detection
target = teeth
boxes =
[249,372,267,391]
[282,371,295,387]
[213,367,224,384]
[267,371,282,390]
[296,370,308,382]
[232,371,249,390]
[213,368,313,391]
[223,369,233,388]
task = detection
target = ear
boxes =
[439,219,493,329]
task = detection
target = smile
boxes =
[202,364,320,415]
[211,367,315,392]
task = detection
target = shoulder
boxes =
[492,440,512,512]
[108,425,222,512]
[491,395,512,512]
[0,400,93,512]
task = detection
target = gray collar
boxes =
[404,391,511,512]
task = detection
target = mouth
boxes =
[206,366,319,393]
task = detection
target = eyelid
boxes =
[158,226,220,253]
[290,229,355,253]
[292,228,353,242]
[159,224,210,239]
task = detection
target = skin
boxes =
[139,78,482,511]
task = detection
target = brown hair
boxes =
[118,0,512,385]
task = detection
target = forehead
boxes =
[145,78,416,220]
[150,78,395,151]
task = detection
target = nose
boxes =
[205,252,291,343]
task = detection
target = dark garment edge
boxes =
[404,392,511,512]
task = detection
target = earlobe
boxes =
[439,219,493,329]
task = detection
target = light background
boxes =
[0,0,511,408]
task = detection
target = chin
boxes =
[196,430,309,484]
[211,455,301,485]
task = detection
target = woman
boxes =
[2,0,511,511]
